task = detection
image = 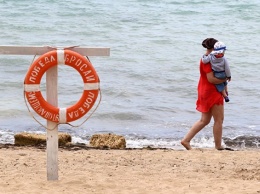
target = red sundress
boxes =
[196,59,223,112]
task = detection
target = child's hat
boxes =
[211,41,227,55]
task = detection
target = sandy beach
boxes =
[0,145,259,194]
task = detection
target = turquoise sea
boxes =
[0,0,259,149]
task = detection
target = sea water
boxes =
[0,0,259,149]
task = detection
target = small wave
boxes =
[0,131,14,144]
[223,135,260,149]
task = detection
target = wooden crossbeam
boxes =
[0,45,110,56]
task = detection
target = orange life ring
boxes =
[24,49,100,123]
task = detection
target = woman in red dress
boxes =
[181,38,227,150]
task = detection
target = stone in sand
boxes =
[14,132,71,146]
[90,133,126,149]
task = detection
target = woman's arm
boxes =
[206,71,226,84]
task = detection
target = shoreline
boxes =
[1,142,259,151]
[0,144,259,194]
[0,142,259,152]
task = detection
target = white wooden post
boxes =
[46,65,59,180]
[0,45,110,181]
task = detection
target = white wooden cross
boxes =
[0,45,110,181]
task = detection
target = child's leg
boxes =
[222,85,229,102]
[221,90,227,98]
[225,85,228,96]
[216,83,229,102]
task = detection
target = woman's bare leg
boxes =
[211,104,224,149]
[181,111,212,150]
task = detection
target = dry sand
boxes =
[0,145,259,194]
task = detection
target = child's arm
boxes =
[201,54,210,64]
[224,58,231,81]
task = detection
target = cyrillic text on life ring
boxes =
[24,49,100,123]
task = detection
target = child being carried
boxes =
[202,41,231,102]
